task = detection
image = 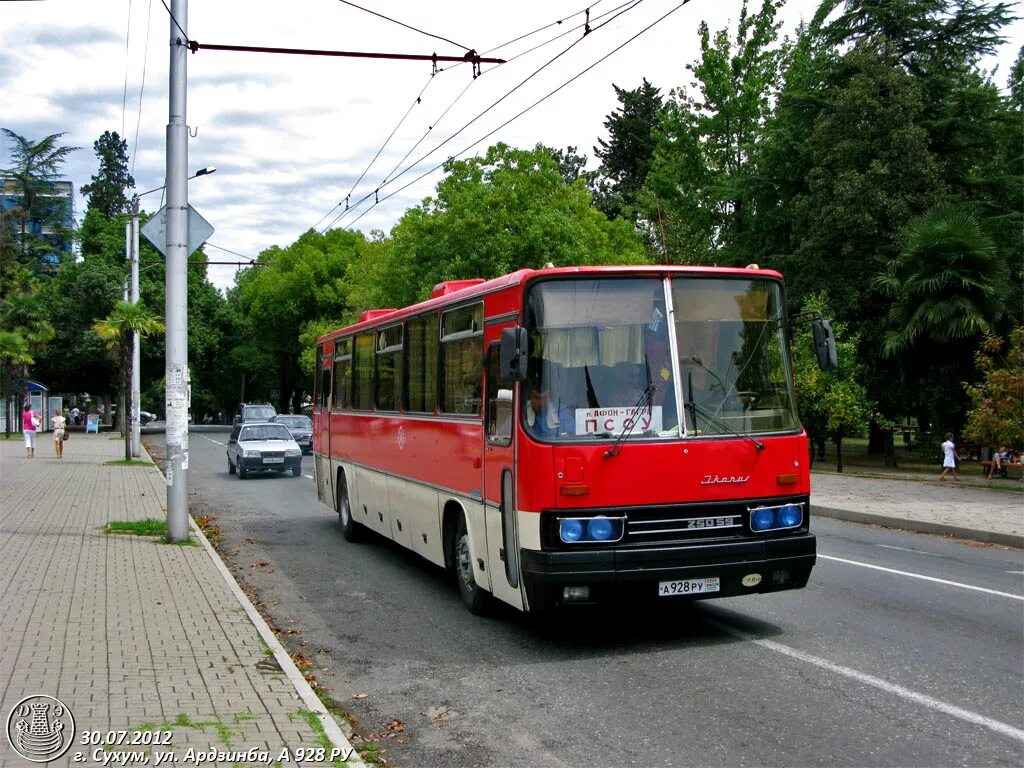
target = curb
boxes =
[139,441,364,766]
[814,505,1023,549]
[187,517,366,766]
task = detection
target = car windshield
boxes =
[276,416,311,429]
[240,425,293,442]
[522,276,799,442]
[244,406,276,420]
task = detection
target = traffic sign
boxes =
[141,204,215,257]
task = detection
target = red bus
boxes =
[313,265,835,614]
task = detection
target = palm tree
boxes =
[874,204,1008,357]
[93,300,165,460]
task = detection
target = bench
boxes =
[980,460,1023,479]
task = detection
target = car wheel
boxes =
[291,465,302,478]
[238,462,248,480]
[228,456,236,475]
[337,474,362,542]
[455,515,491,615]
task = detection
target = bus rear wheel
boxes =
[455,515,491,615]
[337,474,362,542]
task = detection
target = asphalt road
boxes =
[150,427,1024,768]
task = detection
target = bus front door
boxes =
[483,340,524,610]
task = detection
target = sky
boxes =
[3,0,1021,293]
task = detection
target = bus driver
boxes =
[526,383,574,438]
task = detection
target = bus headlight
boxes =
[749,503,803,532]
[559,519,584,543]
[558,516,625,544]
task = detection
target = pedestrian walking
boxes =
[939,432,960,482]
[50,407,66,459]
[21,402,41,458]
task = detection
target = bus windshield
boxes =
[522,276,799,442]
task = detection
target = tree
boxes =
[382,143,647,308]
[233,228,373,413]
[1,129,77,267]
[792,293,872,472]
[875,205,1007,355]
[963,327,1024,450]
[645,0,786,264]
[92,300,165,461]
[80,131,135,217]
[592,79,664,222]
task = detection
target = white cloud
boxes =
[2,0,1021,292]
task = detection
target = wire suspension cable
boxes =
[334,0,471,51]
[345,0,692,230]
[335,0,650,229]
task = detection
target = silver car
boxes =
[227,422,303,479]
[270,414,313,454]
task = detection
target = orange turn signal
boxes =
[560,484,590,497]
[776,473,799,485]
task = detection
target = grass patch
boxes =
[104,459,152,466]
[105,519,167,537]
[103,519,199,546]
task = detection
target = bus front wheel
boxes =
[337,474,362,542]
[455,515,491,615]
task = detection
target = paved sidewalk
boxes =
[0,434,362,768]
[812,469,1023,548]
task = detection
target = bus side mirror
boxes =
[499,327,528,382]
[812,320,838,371]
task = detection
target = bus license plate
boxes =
[658,577,720,597]
[263,457,284,464]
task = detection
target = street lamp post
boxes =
[127,167,215,459]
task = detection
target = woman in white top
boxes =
[50,408,66,459]
[939,432,959,482]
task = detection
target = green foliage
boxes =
[592,79,664,222]
[81,131,135,217]
[1,129,77,269]
[792,293,872,470]
[232,228,371,411]
[92,300,165,460]
[875,204,1006,356]
[382,143,647,308]
[963,327,1024,448]
[645,0,786,264]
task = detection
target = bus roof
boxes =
[317,264,784,345]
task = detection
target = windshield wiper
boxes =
[686,399,765,450]
[604,383,656,459]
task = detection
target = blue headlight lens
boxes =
[588,517,614,541]
[751,508,775,531]
[778,504,802,528]
[560,519,584,543]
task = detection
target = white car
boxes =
[226,422,303,479]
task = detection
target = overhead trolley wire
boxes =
[330,0,651,231]
[333,0,472,51]
[343,0,694,230]
[314,2,622,234]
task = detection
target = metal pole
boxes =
[130,197,141,458]
[165,0,189,541]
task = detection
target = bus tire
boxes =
[455,515,491,615]
[337,473,362,542]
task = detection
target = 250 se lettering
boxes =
[79,730,173,746]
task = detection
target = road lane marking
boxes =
[711,619,1024,742]
[876,544,940,557]
[819,554,1022,601]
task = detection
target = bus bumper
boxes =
[519,534,816,608]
